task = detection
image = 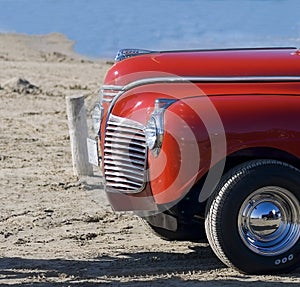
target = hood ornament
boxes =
[115,49,154,62]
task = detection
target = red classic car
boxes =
[89,47,300,274]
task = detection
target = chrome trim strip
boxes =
[103,161,145,171]
[104,144,146,154]
[106,131,145,141]
[104,75,300,93]
[105,153,145,162]
[105,171,145,182]
[106,181,141,189]
[121,76,300,91]
[103,92,120,97]
[104,155,145,165]
[104,148,146,160]
[107,115,146,129]
[101,86,124,103]
[107,127,144,138]
[104,75,300,116]
[101,85,124,91]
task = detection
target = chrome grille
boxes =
[104,114,147,193]
[101,85,123,103]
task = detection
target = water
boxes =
[0,0,300,59]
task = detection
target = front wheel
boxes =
[205,159,300,274]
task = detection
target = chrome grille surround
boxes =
[104,114,147,193]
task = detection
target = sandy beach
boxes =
[0,32,299,286]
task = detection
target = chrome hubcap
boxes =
[238,186,300,256]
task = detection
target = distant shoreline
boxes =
[0,32,113,62]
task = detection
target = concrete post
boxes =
[66,95,93,177]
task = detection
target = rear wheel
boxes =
[205,159,300,274]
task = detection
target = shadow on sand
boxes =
[0,244,300,286]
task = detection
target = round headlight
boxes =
[92,104,102,135]
[145,117,158,150]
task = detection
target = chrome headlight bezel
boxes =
[145,116,159,150]
[145,98,177,157]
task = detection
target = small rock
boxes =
[82,232,97,241]
[15,238,29,245]
[44,209,54,215]
[3,77,41,94]
[83,214,104,223]
[0,155,8,161]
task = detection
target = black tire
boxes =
[205,159,300,274]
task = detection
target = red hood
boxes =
[104,48,300,86]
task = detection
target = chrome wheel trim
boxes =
[238,186,300,256]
